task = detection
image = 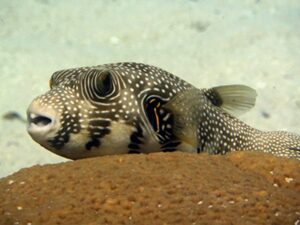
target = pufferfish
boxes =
[27,62,300,160]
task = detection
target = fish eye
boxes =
[49,79,53,89]
[95,70,114,97]
[49,71,64,89]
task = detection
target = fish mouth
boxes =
[27,112,54,131]
[26,100,61,144]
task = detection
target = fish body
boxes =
[27,62,300,160]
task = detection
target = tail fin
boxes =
[258,131,300,160]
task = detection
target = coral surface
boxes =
[0,151,299,225]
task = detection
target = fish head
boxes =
[27,66,139,159]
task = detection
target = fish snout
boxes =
[27,100,60,144]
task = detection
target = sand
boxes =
[0,0,300,178]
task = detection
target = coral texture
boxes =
[0,152,299,225]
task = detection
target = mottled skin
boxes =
[27,62,300,160]
[168,89,300,158]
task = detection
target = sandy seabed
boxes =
[0,1,300,177]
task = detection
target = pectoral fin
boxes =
[164,88,205,147]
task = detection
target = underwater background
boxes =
[0,0,299,178]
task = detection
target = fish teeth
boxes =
[30,113,38,119]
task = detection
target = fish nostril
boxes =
[30,115,52,127]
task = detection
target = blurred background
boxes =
[1,0,299,178]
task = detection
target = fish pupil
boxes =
[97,71,113,96]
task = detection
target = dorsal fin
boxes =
[204,85,257,116]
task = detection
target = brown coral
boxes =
[0,151,299,225]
